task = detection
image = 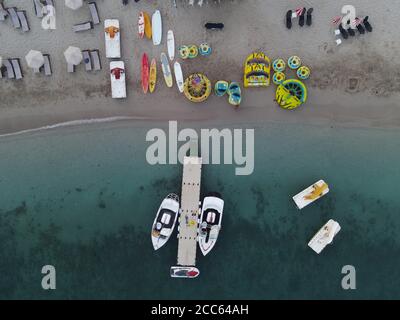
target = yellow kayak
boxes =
[149,58,157,93]
[144,12,152,40]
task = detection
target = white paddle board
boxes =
[174,61,184,93]
[152,10,162,46]
[167,30,175,61]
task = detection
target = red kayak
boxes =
[142,53,149,94]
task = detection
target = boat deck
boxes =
[176,156,202,267]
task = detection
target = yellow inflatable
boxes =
[183,73,212,103]
[275,79,307,110]
[244,52,271,88]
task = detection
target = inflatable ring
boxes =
[288,56,302,70]
[272,58,286,72]
[183,73,212,103]
[273,72,286,85]
[275,79,307,110]
[188,45,199,59]
[199,43,212,56]
[297,66,310,80]
[179,45,189,59]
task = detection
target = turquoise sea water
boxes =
[0,121,400,299]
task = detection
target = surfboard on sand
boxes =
[149,58,157,93]
[144,12,152,39]
[138,12,145,38]
[167,30,175,61]
[161,52,173,88]
[142,53,149,94]
[152,10,162,45]
[174,62,184,93]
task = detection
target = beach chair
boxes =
[3,59,15,79]
[0,1,8,21]
[17,11,30,32]
[338,24,349,39]
[285,10,292,29]
[363,16,373,32]
[90,50,102,71]
[67,63,75,73]
[346,20,355,37]
[43,54,52,76]
[11,59,23,79]
[298,7,306,27]
[306,8,313,26]
[89,2,100,25]
[7,7,21,28]
[73,21,94,32]
[33,0,43,18]
[82,50,92,71]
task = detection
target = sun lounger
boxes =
[17,10,30,32]
[82,50,92,71]
[363,16,373,32]
[7,7,21,28]
[89,2,100,25]
[0,1,8,21]
[67,63,75,73]
[43,54,52,76]
[3,59,15,79]
[33,0,43,18]
[11,59,23,79]
[90,50,101,71]
[73,21,94,32]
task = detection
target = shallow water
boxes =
[0,121,399,299]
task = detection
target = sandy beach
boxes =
[1,0,400,134]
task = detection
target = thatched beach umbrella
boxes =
[25,50,45,69]
[65,0,83,10]
[64,46,83,65]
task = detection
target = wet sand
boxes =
[1,0,400,134]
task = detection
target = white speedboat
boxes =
[308,219,341,254]
[151,193,180,250]
[170,266,200,279]
[293,179,329,210]
[198,192,224,256]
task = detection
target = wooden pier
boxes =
[176,155,202,267]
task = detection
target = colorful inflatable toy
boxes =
[199,43,212,56]
[183,73,212,103]
[297,66,310,80]
[288,56,302,69]
[188,45,199,59]
[228,82,242,107]
[273,72,286,85]
[179,45,189,59]
[215,80,229,97]
[275,79,307,110]
[244,52,271,88]
[273,58,286,72]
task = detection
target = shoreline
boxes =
[2,0,400,134]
